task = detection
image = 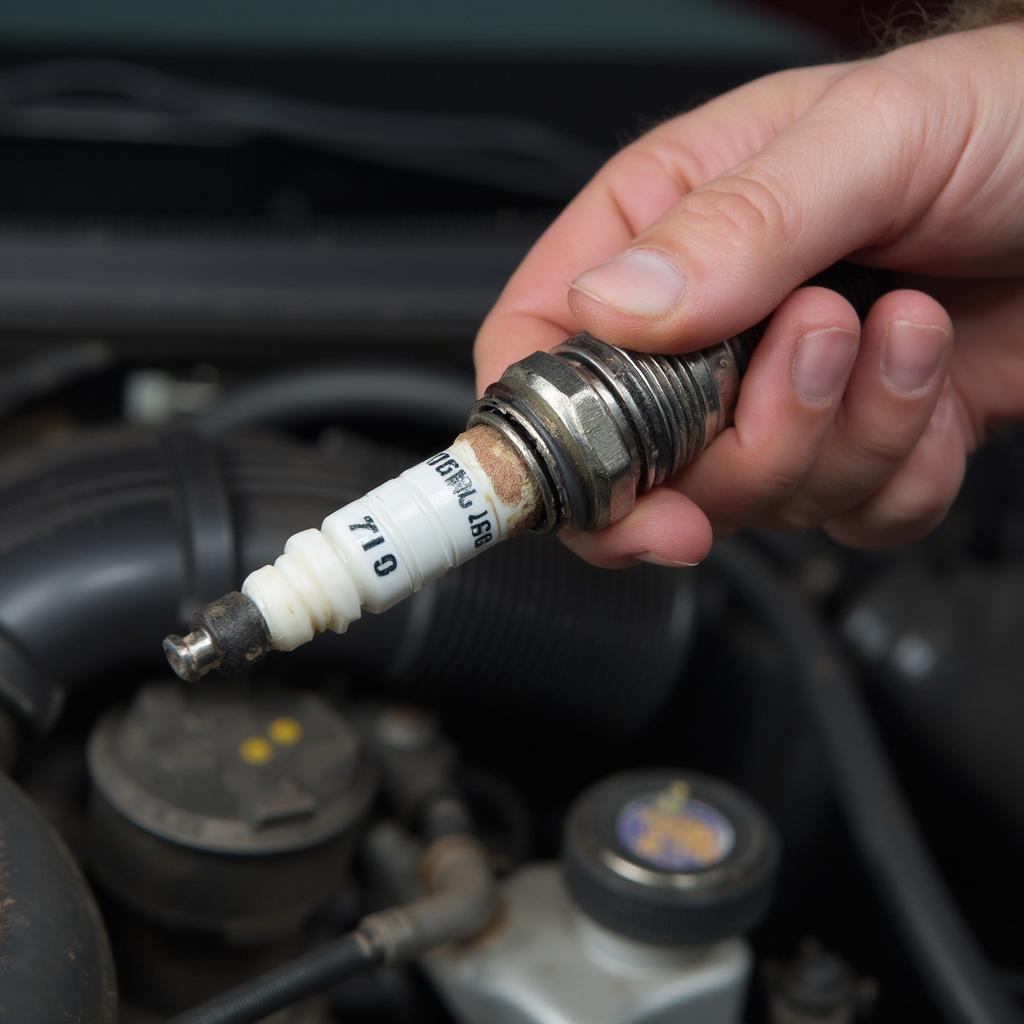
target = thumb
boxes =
[567,66,954,352]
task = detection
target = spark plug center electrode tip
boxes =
[162,628,220,682]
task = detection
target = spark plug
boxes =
[164,265,885,682]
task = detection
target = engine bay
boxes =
[1,11,1023,1023]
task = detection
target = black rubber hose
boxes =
[0,340,115,418]
[166,932,380,1024]
[0,427,694,737]
[708,539,1022,1024]
[0,772,118,1024]
[194,363,473,437]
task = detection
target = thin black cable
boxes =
[166,931,380,1024]
[0,59,605,200]
[707,538,1022,1024]
[0,340,115,419]
[194,363,474,438]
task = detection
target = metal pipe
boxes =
[168,829,496,1024]
[359,832,498,964]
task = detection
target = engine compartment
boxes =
[1,15,1023,1022]
[4,369,1024,1023]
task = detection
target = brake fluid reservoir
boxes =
[424,770,779,1024]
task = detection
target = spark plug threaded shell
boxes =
[470,329,757,532]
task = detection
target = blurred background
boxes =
[0,0,923,368]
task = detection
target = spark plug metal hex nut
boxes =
[470,332,755,533]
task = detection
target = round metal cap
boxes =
[87,682,378,937]
[88,682,375,855]
[562,769,779,946]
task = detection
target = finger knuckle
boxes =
[629,132,709,194]
[685,173,792,252]
[838,424,914,467]
[604,145,696,225]
[825,62,928,147]
[827,471,962,548]
[883,453,965,530]
[878,489,951,537]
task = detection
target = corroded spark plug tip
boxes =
[162,592,272,681]
[163,628,221,682]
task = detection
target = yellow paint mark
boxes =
[239,735,274,765]
[269,716,303,746]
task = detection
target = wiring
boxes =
[0,59,606,201]
[708,538,1023,1024]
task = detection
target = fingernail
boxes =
[571,250,685,318]
[882,320,950,393]
[637,552,700,567]
[792,328,858,402]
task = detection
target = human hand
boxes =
[474,24,1024,566]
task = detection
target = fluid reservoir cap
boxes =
[562,769,780,946]
[88,682,376,856]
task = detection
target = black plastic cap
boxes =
[562,769,780,947]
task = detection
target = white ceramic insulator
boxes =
[242,435,535,652]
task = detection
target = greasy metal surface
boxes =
[424,864,750,1024]
[560,331,756,485]
[469,332,754,531]
[358,833,497,964]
